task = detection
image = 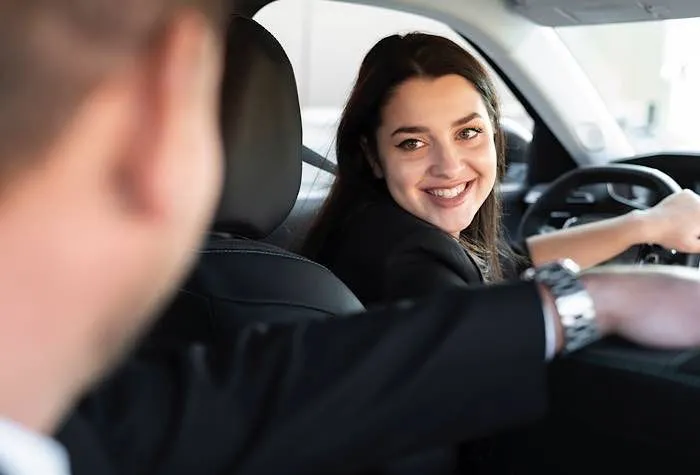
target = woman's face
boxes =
[373,74,498,236]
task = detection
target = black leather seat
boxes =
[264,146,334,251]
[149,16,363,345]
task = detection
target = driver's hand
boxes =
[641,189,700,253]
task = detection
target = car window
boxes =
[556,19,700,155]
[255,0,534,188]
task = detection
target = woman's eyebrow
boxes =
[390,112,482,137]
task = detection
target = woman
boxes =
[302,32,700,306]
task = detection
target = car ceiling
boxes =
[236,0,700,26]
[507,0,700,26]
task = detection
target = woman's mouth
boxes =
[423,180,475,207]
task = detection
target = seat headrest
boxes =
[216,16,302,238]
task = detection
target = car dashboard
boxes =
[514,152,700,474]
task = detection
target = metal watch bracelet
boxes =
[522,259,600,355]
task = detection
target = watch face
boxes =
[521,259,581,282]
[559,258,581,274]
[538,259,580,280]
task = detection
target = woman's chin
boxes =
[429,217,474,237]
[419,201,478,233]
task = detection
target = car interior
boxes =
[153,0,700,472]
[149,15,364,350]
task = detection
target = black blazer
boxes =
[314,197,534,472]
[317,196,527,307]
[57,283,549,475]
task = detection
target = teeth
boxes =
[428,182,467,198]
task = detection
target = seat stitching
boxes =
[199,248,336,277]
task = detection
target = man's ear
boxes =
[360,136,384,179]
[114,11,213,220]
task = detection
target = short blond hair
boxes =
[0,0,225,175]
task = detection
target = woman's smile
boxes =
[422,179,476,208]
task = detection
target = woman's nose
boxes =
[431,141,465,178]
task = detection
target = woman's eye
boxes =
[398,139,424,151]
[458,127,482,140]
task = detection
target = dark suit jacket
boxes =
[316,196,528,307]
[312,197,534,472]
[57,278,549,475]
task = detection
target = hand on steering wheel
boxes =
[638,189,700,254]
[518,164,700,267]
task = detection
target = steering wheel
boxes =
[518,163,699,267]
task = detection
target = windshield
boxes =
[555,18,700,156]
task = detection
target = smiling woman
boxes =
[301,32,517,287]
[374,75,498,238]
[301,31,700,305]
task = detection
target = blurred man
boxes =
[0,1,224,473]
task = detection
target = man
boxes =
[2,2,700,475]
[0,1,224,473]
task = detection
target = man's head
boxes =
[0,0,225,432]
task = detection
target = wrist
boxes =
[526,259,600,356]
[626,208,658,245]
[537,274,614,356]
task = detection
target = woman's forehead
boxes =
[380,75,490,129]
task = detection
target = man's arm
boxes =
[61,281,549,475]
[59,265,700,475]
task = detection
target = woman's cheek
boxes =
[386,160,425,194]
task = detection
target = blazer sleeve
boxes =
[59,282,549,475]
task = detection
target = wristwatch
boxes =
[522,259,599,355]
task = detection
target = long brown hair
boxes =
[302,33,517,281]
